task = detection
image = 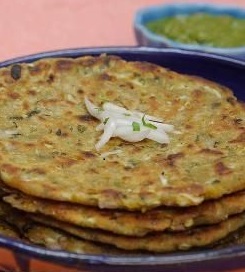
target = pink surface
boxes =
[1,0,245,61]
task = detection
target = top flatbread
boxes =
[0,55,244,210]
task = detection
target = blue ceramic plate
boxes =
[0,47,244,272]
[134,3,245,60]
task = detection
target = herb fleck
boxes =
[27,109,41,118]
[51,151,67,158]
[56,129,62,136]
[12,121,18,128]
[103,117,109,125]
[195,135,200,142]
[11,133,22,137]
[77,125,86,134]
[132,121,140,131]
[213,141,220,148]
[142,115,157,130]
[30,127,38,133]
[9,116,24,120]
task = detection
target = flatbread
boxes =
[0,201,20,239]
[214,226,245,248]
[0,220,19,239]
[0,55,244,210]
[24,224,126,255]
[29,212,245,253]
[4,191,245,236]
[5,212,127,255]
[2,202,128,255]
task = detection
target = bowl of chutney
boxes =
[134,3,245,60]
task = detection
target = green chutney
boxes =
[146,13,245,48]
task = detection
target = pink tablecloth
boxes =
[0,0,245,61]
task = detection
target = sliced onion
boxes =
[147,130,169,144]
[114,118,141,126]
[153,123,175,133]
[113,126,150,142]
[103,102,131,114]
[84,97,174,150]
[84,97,101,119]
[119,132,150,142]
[100,110,124,121]
[100,111,139,123]
[95,119,116,150]
[96,123,104,131]
[96,118,137,131]
[132,111,163,122]
[146,115,163,122]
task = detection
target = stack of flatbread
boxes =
[0,55,244,254]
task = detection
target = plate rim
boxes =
[0,46,245,67]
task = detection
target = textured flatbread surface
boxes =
[0,201,20,239]
[215,226,245,248]
[5,212,127,255]
[0,55,244,210]
[29,212,245,253]
[4,191,245,236]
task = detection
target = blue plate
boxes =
[0,47,244,272]
[134,3,245,60]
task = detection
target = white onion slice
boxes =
[84,97,101,119]
[115,118,140,126]
[148,130,170,144]
[113,126,150,142]
[100,111,139,123]
[84,97,175,150]
[96,123,104,131]
[103,102,131,114]
[132,111,163,122]
[96,118,141,132]
[153,123,175,133]
[95,123,105,131]
[95,119,116,150]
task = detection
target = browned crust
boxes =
[0,55,243,210]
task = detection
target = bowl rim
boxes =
[0,46,244,267]
[134,3,245,54]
